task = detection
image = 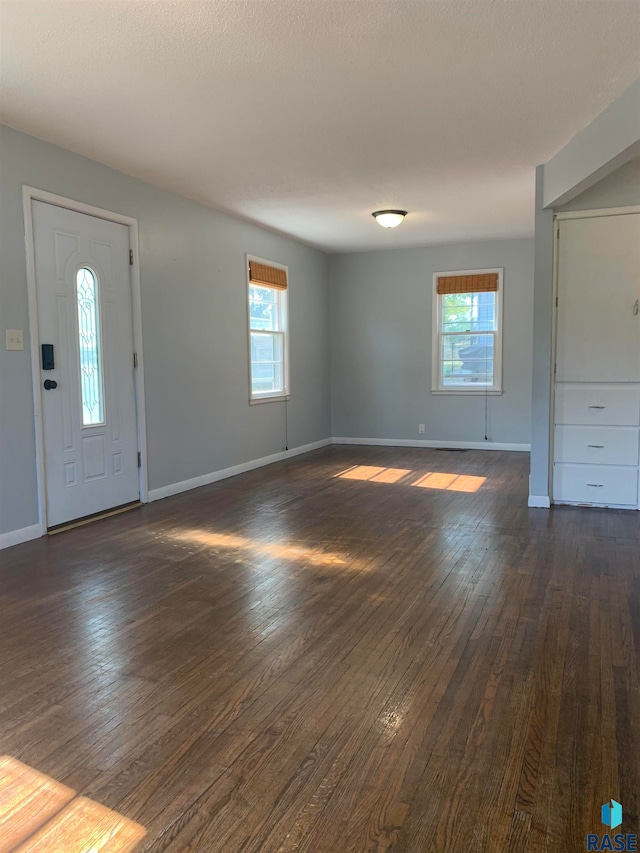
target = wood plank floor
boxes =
[1,446,638,852]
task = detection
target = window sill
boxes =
[249,394,290,405]
[431,389,503,396]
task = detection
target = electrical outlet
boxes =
[5,330,24,351]
[418,424,426,434]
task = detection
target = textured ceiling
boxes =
[1,0,639,252]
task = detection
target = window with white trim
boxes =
[247,256,289,401]
[432,269,503,394]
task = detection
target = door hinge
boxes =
[133,351,138,369]
[137,451,142,468]
[556,226,560,239]
[555,296,558,307]
[129,250,134,265]
[554,363,557,375]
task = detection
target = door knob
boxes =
[43,379,58,390]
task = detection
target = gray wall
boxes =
[529,158,640,501]
[0,125,331,536]
[330,239,534,444]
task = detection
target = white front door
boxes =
[32,201,140,527]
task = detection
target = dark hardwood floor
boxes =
[1,446,638,852]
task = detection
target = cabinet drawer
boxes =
[554,426,639,466]
[555,385,640,426]
[553,464,638,506]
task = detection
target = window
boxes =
[247,256,289,402]
[76,267,105,425]
[432,269,503,394]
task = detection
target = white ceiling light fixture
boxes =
[372,210,408,228]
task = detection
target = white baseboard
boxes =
[0,524,42,551]
[528,495,551,508]
[148,438,332,502]
[553,499,638,511]
[2,437,534,546]
[332,437,531,452]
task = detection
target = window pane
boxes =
[76,267,104,425]
[251,331,284,395]
[250,285,278,303]
[442,292,496,333]
[249,285,279,331]
[441,333,494,385]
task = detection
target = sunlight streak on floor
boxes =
[172,529,349,567]
[0,756,145,852]
[335,466,413,483]
[412,472,486,493]
[335,465,486,493]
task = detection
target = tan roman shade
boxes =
[437,273,498,295]
[249,261,288,290]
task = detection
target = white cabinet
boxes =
[554,385,640,426]
[553,212,640,509]
[555,214,640,383]
[554,426,639,466]
[553,465,638,506]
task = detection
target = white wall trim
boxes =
[553,500,638,511]
[148,438,332,501]
[528,495,551,508]
[332,437,530,452]
[148,436,531,504]
[0,525,42,551]
[22,186,149,534]
[2,436,535,546]
[555,205,640,220]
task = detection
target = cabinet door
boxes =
[556,214,640,382]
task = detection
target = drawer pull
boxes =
[586,483,604,488]
[588,405,606,409]
[587,444,604,448]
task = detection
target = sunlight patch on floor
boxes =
[0,756,145,852]
[412,472,486,493]
[335,465,486,493]
[335,465,413,483]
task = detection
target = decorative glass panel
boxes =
[76,268,104,425]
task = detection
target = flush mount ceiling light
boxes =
[372,209,407,228]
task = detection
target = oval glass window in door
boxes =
[76,267,105,426]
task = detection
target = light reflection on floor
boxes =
[171,528,349,568]
[335,466,486,493]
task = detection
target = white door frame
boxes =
[23,186,149,533]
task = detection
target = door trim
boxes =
[555,205,640,221]
[23,186,148,534]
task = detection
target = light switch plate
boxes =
[6,330,24,351]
